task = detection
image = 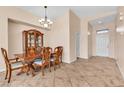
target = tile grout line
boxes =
[53,67,55,87]
[63,64,73,87]
[72,62,91,87]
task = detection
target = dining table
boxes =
[14,53,42,76]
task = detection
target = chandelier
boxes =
[39,6,53,30]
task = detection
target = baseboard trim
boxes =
[116,61,124,80]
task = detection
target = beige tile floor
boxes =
[0,56,124,87]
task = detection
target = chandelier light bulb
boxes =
[39,6,53,30]
[38,19,42,22]
[44,23,48,28]
[47,19,50,22]
[120,16,124,21]
[88,32,91,35]
[120,12,123,16]
[49,21,53,24]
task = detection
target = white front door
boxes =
[96,31,109,57]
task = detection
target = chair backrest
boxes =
[1,48,10,66]
[54,47,62,62]
[27,47,35,57]
[54,46,63,63]
[57,46,63,56]
[54,46,63,56]
[36,46,42,54]
[54,47,60,55]
[42,47,52,63]
[45,47,52,53]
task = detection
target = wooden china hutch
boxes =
[22,29,43,54]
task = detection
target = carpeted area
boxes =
[0,57,124,87]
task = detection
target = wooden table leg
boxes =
[16,67,25,75]
[28,64,35,77]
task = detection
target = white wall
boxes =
[0,16,8,71]
[0,7,42,27]
[116,32,124,77]
[69,10,80,62]
[48,10,81,63]
[92,27,97,56]
[108,24,116,58]
[47,11,70,63]
[115,6,124,78]
[80,18,89,59]
[88,23,93,58]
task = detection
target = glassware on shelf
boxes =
[38,43,41,46]
[28,35,30,39]
[31,35,34,39]
[28,39,30,43]
[31,43,35,47]
[38,37,41,41]
[28,44,30,47]
[31,39,34,43]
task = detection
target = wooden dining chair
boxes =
[1,48,25,83]
[27,47,36,57]
[34,47,52,76]
[52,46,63,70]
[44,47,52,72]
[57,46,63,63]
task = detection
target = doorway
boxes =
[96,29,109,57]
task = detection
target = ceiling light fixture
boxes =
[119,12,124,21]
[88,32,91,35]
[120,16,124,21]
[120,12,123,16]
[39,6,53,30]
[98,21,102,24]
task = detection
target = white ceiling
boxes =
[18,6,118,21]
[89,14,116,27]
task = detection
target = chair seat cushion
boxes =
[34,58,42,65]
[34,58,42,62]
[11,61,23,68]
[50,58,54,62]
[34,61,42,65]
